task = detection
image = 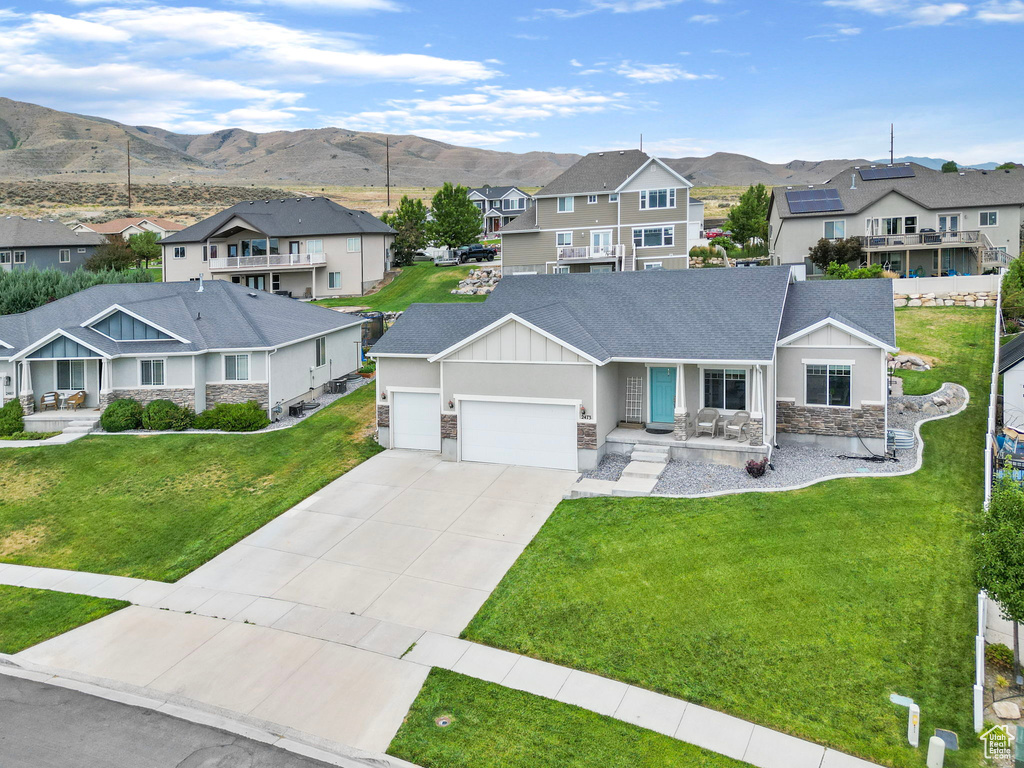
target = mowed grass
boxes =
[314,262,487,312]
[462,308,993,767]
[0,385,381,582]
[388,669,745,768]
[0,585,128,654]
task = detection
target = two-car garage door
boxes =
[460,399,577,471]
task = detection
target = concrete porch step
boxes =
[612,476,659,496]
[567,478,619,499]
[62,418,100,434]
[631,450,669,463]
[621,461,667,480]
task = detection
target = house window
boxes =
[173,246,186,259]
[643,262,663,270]
[14,251,26,264]
[306,239,323,254]
[224,354,250,382]
[632,227,674,248]
[315,336,327,367]
[329,271,342,289]
[883,217,903,236]
[210,245,218,259]
[904,216,917,234]
[609,193,618,202]
[806,364,851,407]
[202,246,208,262]
[516,197,526,209]
[703,369,746,411]
[823,221,845,240]
[590,264,613,273]
[140,359,165,387]
[587,195,598,204]
[56,360,85,391]
[0,252,9,264]
[271,273,281,291]
[980,211,998,226]
[347,237,360,252]
[557,196,574,213]
[77,248,86,253]
[640,189,676,210]
[59,249,71,263]
[552,265,570,274]
[556,232,573,247]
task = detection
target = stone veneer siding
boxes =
[377,404,390,428]
[206,383,269,410]
[101,388,195,411]
[441,413,458,439]
[776,401,885,439]
[577,421,597,449]
[674,411,690,441]
[19,393,35,414]
[747,417,764,447]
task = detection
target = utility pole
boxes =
[890,124,894,165]
[126,137,133,209]
[385,138,391,208]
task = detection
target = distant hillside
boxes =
[873,156,1008,171]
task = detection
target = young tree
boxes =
[975,475,1024,677]
[807,237,864,272]
[724,183,770,245]
[128,230,161,269]
[85,235,137,272]
[381,196,428,268]
[941,160,959,173]
[996,162,1018,170]
[427,182,483,249]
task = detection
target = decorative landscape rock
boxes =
[888,353,931,371]
[894,290,996,308]
[451,267,501,295]
[993,701,1021,720]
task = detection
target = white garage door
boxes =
[460,399,577,471]
[392,391,441,451]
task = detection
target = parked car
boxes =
[456,244,497,263]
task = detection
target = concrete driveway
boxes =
[18,451,577,754]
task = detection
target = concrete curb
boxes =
[0,654,421,768]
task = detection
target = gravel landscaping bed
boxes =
[579,383,967,496]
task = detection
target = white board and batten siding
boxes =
[449,320,588,364]
[782,325,877,348]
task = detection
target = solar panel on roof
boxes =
[859,166,915,181]
[785,188,844,214]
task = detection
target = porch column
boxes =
[674,363,689,442]
[19,361,34,414]
[100,358,113,410]
[749,365,765,447]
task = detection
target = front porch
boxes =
[605,426,769,468]
[23,409,101,433]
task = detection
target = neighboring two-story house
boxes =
[768,163,1023,276]
[0,217,105,273]
[73,217,185,241]
[160,197,395,299]
[499,150,697,275]
[467,186,534,236]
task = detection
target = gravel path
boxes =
[580,383,967,496]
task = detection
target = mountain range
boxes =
[0,98,1009,189]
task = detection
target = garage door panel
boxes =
[393,392,441,451]
[461,400,577,471]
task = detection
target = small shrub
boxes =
[142,399,194,431]
[100,398,143,432]
[746,458,770,478]
[359,359,376,374]
[0,398,25,437]
[194,401,269,432]
[987,642,1014,670]
[996,674,1010,688]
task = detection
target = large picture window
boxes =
[640,188,676,209]
[806,364,851,407]
[56,360,85,391]
[632,227,674,248]
[704,369,746,411]
[224,354,250,382]
[140,359,165,386]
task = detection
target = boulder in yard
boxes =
[993,701,1021,720]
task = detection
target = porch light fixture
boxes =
[380,391,387,401]
[580,405,587,418]
[448,400,454,409]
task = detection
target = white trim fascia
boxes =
[368,352,432,359]
[428,313,603,365]
[0,338,12,350]
[777,317,897,353]
[13,329,111,361]
[636,254,689,260]
[387,386,441,394]
[269,322,365,354]
[80,304,192,344]
[609,356,772,366]
[615,156,694,193]
[440,359,592,366]
[453,393,582,407]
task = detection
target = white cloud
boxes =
[824,0,968,25]
[570,58,583,67]
[402,128,540,146]
[234,0,402,10]
[904,3,968,24]
[539,0,687,18]
[614,61,717,83]
[976,0,1024,20]
[689,14,719,22]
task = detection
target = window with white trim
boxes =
[552,265,570,274]
[0,252,9,264]
[643,262,663,270]
[639,188,676,209]
[315,336,327,367]
[306,239,324,254]
[587,195,598,204]
[980,211,998,226]
[224,354,250,382]
[14,251,26,264]
[556,232,573,247]
[56,360,85,391]
[328,271,341,289]
[609,193,618,202]
[202,246,208,262]
[271,273,281,291]
[173,246,186,259]
[703,369,746,411]
[140,359,165,386]
[806,364,851,407]
[632,226,674,248]
[557,196,574,213]
[823,221,845,240]
[59,249,71,263]
[347,237,360,252]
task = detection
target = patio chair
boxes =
[723,410,751,441]
[39,391,60,412]
[695,407,720,438]
[64,391,86,411]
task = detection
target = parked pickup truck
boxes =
[456,244,498,263]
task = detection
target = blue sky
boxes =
[2,0,1022,163]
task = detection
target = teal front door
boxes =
[650,367,677,424]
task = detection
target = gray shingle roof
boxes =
[498,206,538,233]
[1000,333,1024,373]
[160,197,395,244]
[470,186,527,200]
[0,280,363,359]
[0,217,106,248]
[778,279,896,348]
[535,150,652,197]
[772,163,1024,219]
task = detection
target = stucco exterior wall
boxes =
[375,357,441,404]
[776,345,885,407]
[268,325,362,410]
[595,363,619,444]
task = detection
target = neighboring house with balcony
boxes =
[0,217,105,273]
[73,217,185,240]
[160,197,395,298]
[768,163,1023,276]
[0,280,365,423]
[468,186,534,236]
[499,150,696,275]
[370,267,896,472]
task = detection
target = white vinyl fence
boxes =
[893,274,1001,296]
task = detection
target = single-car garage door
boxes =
[460,399,577,470]
[392,391,441,451]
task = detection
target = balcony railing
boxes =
[556,244,626,261]
[858,231,980,249]
[209,252,327,271]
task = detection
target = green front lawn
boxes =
[388,669,744,768]
[0,385,381,581]
[313,262,487,312]
[0,585,128,654]
[462,308,992,767]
